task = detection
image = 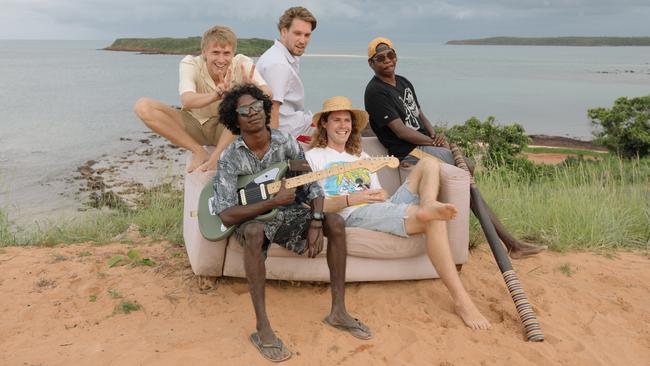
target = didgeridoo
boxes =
[410,146,544,342]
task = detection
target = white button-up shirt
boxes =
[257,40,313,138]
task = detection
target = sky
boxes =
[2,0,650,43]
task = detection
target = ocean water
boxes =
[1,40,649,224]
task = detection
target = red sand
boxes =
[1,242,648,365]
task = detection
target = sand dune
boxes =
[0,242,648,365]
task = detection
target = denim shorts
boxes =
[345,183,419,237]
[401,146,455,166]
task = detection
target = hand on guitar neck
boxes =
[219,179,296,227]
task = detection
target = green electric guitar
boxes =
[197,156,399,241]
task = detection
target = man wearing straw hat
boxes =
[364,37,547,259]
[305,96,491,331]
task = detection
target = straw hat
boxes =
[312,96,368,130]
[367,37,394,59]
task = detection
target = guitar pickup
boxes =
[260,183,267,200]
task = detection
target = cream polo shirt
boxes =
[178,54,266,124]
[256,40,313,138]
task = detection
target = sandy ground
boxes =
[1,241,648,366]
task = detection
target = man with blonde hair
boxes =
[306,96,491,331]
[257,6,317,141]
[134,25,270,173]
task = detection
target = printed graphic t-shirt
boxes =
[305,147,381,220]
[364,75,428,158]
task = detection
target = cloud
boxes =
[1,0,649,40]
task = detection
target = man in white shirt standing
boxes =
[257,6,316,142]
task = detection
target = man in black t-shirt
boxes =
[364,37,546,259]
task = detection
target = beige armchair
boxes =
[182,137,471,281]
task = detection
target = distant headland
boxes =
[446,37,650,46]
[103,37,273,56]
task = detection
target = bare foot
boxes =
[198,154,219,172]
[454,299,491,330]
[416,202,458,222]
[509,242,548,259]
[187,149,209,173]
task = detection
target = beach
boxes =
[1,239,648,365]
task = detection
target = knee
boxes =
[323,213,346,237]
[418,157,440,173]
[134,97,155,120]
[242,222,265,252]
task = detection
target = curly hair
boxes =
[218,84,273,135]
[309,111,363,156]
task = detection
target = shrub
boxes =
[443,116,530,169]
[589,95,650,158]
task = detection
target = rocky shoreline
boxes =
[71,133,604,210]
[72,133,185,210]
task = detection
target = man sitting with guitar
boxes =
[305,96,491,331]
[211,85,372,362]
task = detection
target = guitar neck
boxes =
[265,160,376,194]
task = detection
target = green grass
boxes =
[108,289,123,299]
[113,300,141,314]
[0,182,183,247]
[105,37,273,56]
[557,263,573,277]
[2,159,648,253]
[470,157,649,251]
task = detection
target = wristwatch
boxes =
[311,211,325,221]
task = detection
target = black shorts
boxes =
[235,204,312,257]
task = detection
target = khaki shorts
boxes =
[180,110,225,146]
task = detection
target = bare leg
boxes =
[133,98,208,172]
[416,147,546,258]
[322,213,372,339]
[241,222,290,360]
[405,215,490,330]
[405,159,458,222]
[198,129,236,172]
[423,221,490,330]
[470,195,547,258]
[402,158,489,330]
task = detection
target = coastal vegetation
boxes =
[589,95,650,159]
[2,153,646,252]
[1,97,648,252]
[435,115,648,250]
[446,37,650,46]
[104,37,273,56]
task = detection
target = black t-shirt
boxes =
[364,75,428,158]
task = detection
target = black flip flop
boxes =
[323,317,373,340]
[249,332,292,363]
